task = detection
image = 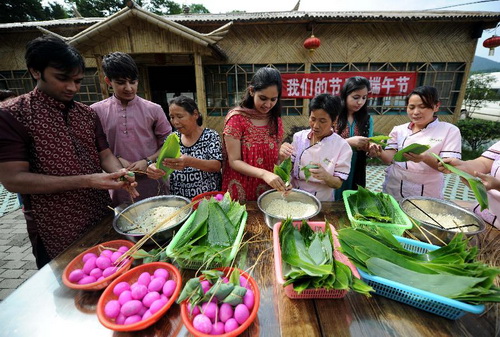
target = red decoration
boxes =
[303,34,321,53]
[483,35,500,56]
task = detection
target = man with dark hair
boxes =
[91,52,171,206]
[0,35,138,268]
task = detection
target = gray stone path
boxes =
[0,166,477,302]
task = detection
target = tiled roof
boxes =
[1,10,499,30]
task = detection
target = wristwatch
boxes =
[144,158,154,166]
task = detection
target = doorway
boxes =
[148,65,196,114]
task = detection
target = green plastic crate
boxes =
[165,210,248,270]
[342,190,412,236]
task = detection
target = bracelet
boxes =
[144,158,154,166]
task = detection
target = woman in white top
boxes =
[439,141,500,229]
[280,94,352,201]
[377,86,462,201]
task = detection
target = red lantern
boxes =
[483,35,500,56]
[303,34,321,53]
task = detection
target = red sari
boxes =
[222,108,283,201]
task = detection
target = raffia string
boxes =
[115,200,198,264]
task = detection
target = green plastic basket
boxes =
[342,190,413,236]
[165,210,247,270]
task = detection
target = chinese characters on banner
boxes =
[281,72,418,98]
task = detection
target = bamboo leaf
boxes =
[393,143,430,162]
[156,133,181,179]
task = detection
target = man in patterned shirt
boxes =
[0,35,138,268]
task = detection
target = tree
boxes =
[457,119,499,152]
[0,0,65,23]
[188,4,210,14]
[462,73,497,119]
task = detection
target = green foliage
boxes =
[463,73,497,118]
[0,0,69,23]
[457,119,499,152]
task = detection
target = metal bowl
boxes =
[257,189,321,229]
[399,196,486,245]
[113,195,193,243]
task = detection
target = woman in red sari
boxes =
[222,67,288,201]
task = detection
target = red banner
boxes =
[281,72,418,98]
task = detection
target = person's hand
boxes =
[437,157,463,173]
[262,171,287,192]
[403,152,426,163]
[162,155,190,171]
[349,136,370,151]
[117,157,131,168]
[307,163,329,182]
[368,143,382,158]
[146,163,165,180]
[476,172,500,191]
[88,169,139,198]
[127,159,148,173]
[280,142,294,160]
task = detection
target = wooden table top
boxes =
[0,201,497,337]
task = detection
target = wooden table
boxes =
[0,201,498,337]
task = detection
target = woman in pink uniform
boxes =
[377,86,462,201]
[439,141,500,229]
[280,94,352,201]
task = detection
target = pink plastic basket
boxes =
[273,221,360,299]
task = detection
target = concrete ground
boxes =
[0,166,477,302]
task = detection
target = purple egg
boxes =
[234,304,250,325]
[78,275,97,285]
[102,266,118,278]
[100,249,113,258]
[131,284,148,300]
[162,279,176,298]
[110,251,122,263]
[120,300,143,317]
[82,257,97,275]
[219,303,234,323]
[201,280,211,294]
[149,298,167,314]
[68,269,84,283]
[240,275,251,289]
[142,291,160,308]
[201,301,218,321]
[89,267,103,279]
[187,303,200,316]
[118,290,132,305]
[148,277,165,292]
[193,314,212,334]
[82,252,97,263]
[154,268,169,280]
[124,315,142,325]
[212,321,225,334]
[118,246,130,253]
[142,309,153,320]
[137,272,151,286]
[104,300,121,318]
[243,289,255,310]
[115,313,126,325]
[224,318,239,333]
[113,281,131,296]
[95,256,111,270]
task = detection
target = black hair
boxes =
[239,67,282,135]
[337,76,371,137]
[309,93,341,122]
[406,85,440,109]
[102,52,138,81]
[169,95,203,126]
[0,90,16,102]
[25,35,85,80]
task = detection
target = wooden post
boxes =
[95,55,109,99]
[193,52,207,124]
[303,61,311,117]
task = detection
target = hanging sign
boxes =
[281,72,418,98]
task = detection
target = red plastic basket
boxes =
[62,239,135,291]
[96,262,182,331]
[180,267,260,337]
[273,221,360,299]
[191,191,225,210]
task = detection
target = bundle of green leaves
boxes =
[279,218,372,295]
[347,186,396,223]
[274,158,292,185]
[338,227,500,303]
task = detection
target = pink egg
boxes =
[149,298,166,314]
[118,246,129,253]
[110,251,122,263]
[118,290,132,305]
[82,252,97,263]
[115,313,126,325]
[154,268,169,280]
[124,315,142,325]
[89,267,103,279]
[193,314,212,334]
[212,321,225,334]
[68,269,84,283]
[102,266,118,278]
[224,318,239,333]
[113,281,131,296]
[219,303,233,323]
[243,289,255,310]
[137,272,151,286]
[142,309,153,320]
[201,280,211,294]
[187,303,200,316]
[222,277,229,284]
[95,256,111,270]
[78,275,97,285]
[104,300,121,318]
[240,276,250,289]
[97,276,105,281]
[215,193,224,201]
[201,301,218,321]
[148,277,165,292]
[82,257,97,275]
[142,291,160,308]
[234,304,250,324]
[131,284,148,300]
[100,249,113,258]
[120,300,143,317]
[162,279,176,298]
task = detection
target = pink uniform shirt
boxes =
[291,129,352,201]
[473,141,500,229]
[382,118,461,201]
